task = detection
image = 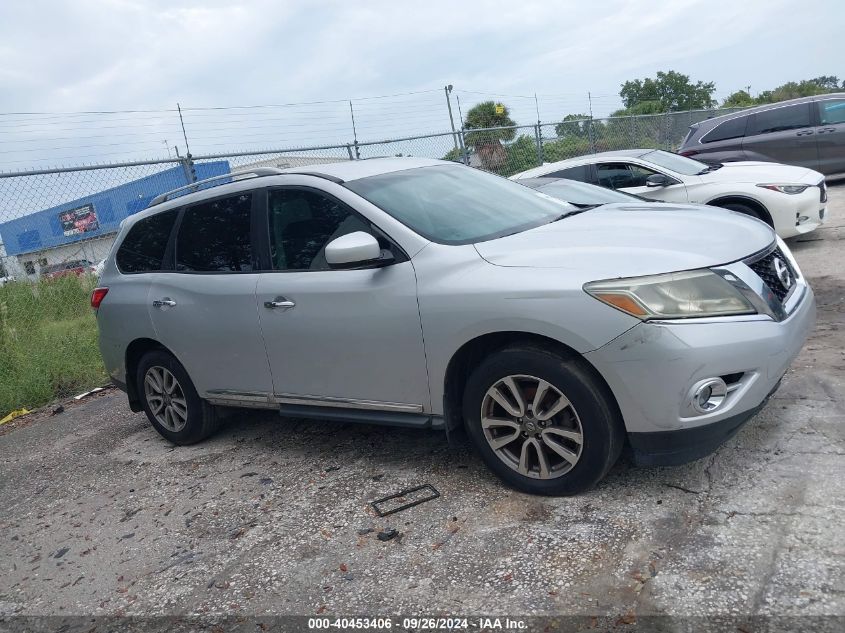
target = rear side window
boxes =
[116,210,178,273]
[176,194,253,272]
[543,164,590,182]
[817,99,845,125]
[748,104,812,135]
[702,116,748,143]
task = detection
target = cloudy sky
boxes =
[0,0,842,169]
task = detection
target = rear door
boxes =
[146,191,273,399]
[742,103,819,169]
[814,96,845,175]
[255,186,430,412]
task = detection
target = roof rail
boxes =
[149,167,285,207]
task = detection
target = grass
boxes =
[0,276,108,418]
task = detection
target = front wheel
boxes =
[462,346,624,496]
[136,350,219,445]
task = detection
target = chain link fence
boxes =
[0,107,740,417]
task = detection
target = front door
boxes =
[147,191,273,399]
[815,97,845,175]
[596,162,689,203]
[256,187,430,412]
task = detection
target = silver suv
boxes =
[93,159,815,495]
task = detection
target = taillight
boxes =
[91,287,109,309]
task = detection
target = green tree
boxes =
[462,101,517,171]
[722,89,755,108]
[755,78,840,104]
[620,70,716,112]
[554,113,592,138]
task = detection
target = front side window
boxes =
[597,163,658,188]
[345,165,576,245]
[702,116,748,143]
[176,194,253,272]
[748,104,812,135]
[817,99,845,125]
[117,210,178,273]
[267,189,372,271]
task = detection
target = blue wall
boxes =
[0,161,230,256]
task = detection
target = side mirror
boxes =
[325,231,389,269]
[646,174,673,188]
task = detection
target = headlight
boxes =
[756,183,810,194]
[584,270,756,320]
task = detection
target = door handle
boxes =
[819,127,836,133]
[264,296,296,310]
[795,130,814,136]
[152,298,176,308]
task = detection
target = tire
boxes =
[720,202,769,225]
[462,345,624,496]
[136,350,219,445]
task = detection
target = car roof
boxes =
[277,157,445,182]
[693,92,845,129]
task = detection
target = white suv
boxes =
[93,159,815,495]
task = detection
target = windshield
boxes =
[523,179,640,205]
[345,165,577,244]
[640,150,709,176]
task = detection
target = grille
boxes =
[747,247,796,302]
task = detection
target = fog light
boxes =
[690,378,728,414]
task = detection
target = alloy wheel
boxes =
[481,374,583,479]
[144,366,188,432]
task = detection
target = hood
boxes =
[702,161,821,185]
[474,203,774,279]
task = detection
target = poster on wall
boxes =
[58,203,99,237]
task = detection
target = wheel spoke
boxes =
[489,377,526,418]
[518,439,532,475]
[536,392,572,421]
[541,431,580,465]
[170,397,188,419]
[531,437,551,478]
[489,430,521,450]
[481,416,520,431]
[163,370,177,394]
[532,379,551,415]
[542,427,583,445]
[147,395,164,414]
[145,370,163,394]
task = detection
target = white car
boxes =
[511,149,827,239]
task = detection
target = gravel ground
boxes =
[1,185,843,630]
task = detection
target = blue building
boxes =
[0,161,230,277]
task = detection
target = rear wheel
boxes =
[462,346,624,496]
[136,350,219,445]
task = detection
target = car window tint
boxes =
[817,99,845,125]
[749,104,812,135]
[702,116,748,143]
[543,165,589,182]
[597,163,656,189]
[176,194,253,272]
[116,210,178,273]
[267,189,371,271]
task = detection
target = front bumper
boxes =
[773,185,827,239]
[584,283,816,464]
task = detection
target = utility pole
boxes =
[456,94,469,165]
[587,92,596,154]
[348,101,360,159]
[177,103,196,182]
[444,84,459,152]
